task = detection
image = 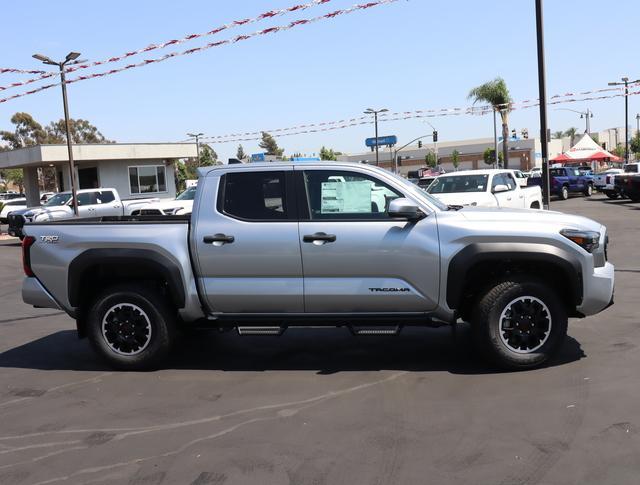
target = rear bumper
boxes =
[576,262,615,316]
[22,277,61,310]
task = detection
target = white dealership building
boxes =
[0,143,197,206]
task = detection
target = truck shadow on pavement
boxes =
[0,325,585,375]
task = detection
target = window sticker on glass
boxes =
[320,180,372,214]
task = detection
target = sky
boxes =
[1,0,639,161]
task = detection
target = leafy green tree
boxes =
[612,144,626,159]
[319,146,339,161]
[0,112,48,149]
[564,127,578,146]
[259,132,284,156]
[630,133,640,159]
[591,133,599,145]
[468,78,512,168]
[236,144,246,160]
[198,144,220,166]
[552,131,565,139]
[45,118,112,144]
[4,168,24,193]
[483,147,504,166]
[425,151,437,168]
[451,149,460,170]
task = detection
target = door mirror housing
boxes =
[388,198,424,220]
[493,184,509,193]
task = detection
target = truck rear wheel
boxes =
[472,279,568,370]
[583,183,593,196]
[604,191,619,199]
[87,284,176,370]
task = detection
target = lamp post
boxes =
[33,52,83,216]
[535,0,551,209]
[608,77,640,162]
[556,107,593,134]
[636,113,640,137]
[364,108,388,166]
[187,132,204,165]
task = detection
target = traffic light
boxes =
[433,131,438,143]
[418,140,422,148]
[511,129,517,139]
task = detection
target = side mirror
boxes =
[493,184,509,193]
[388,198,424,220]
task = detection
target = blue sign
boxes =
[365,135,397,148]
[291,157,321,161]
[250,153,266,162]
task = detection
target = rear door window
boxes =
[218,171,288,221]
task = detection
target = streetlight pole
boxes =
[493,108,499,166]
[393,134,434,173]
[187,132,204,165]
[364,108,388,166]
[535,0,551,209]
[33,52,82,216]
[608,77,640,162]
[555,107,594,134]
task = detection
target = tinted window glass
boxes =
[97,190,115,203]
[429,175,489,194]
[303,170,402,220]
[129,167,139,194]
[220,171,287,220]
[77,193,95,206]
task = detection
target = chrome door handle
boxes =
[303,232,336,243]
[203,233,235,244]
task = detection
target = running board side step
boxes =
[237,326,286,336]
[348,325,402,336]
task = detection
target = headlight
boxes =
[560,228,600,253]
[163,207,183,215]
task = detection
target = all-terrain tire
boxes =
[87,283,176,371]
[472,279,568,370]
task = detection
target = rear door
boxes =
[193,167,304,313]
[296,167,440,313]
[92,190,123,217]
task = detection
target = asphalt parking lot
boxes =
[0,193,639,485]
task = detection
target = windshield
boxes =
[377,169,448,211]
[44,193,72,207]
[176,187,196,200]
[427,175,489,194]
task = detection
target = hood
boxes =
[458,206,602,232]
[429,192,494,207]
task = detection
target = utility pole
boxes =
[535,0,551,209]
[187,132,204,165]
[493,109,499,167]
[33,52,83,216]
[424,120,439,169]
[609,77,640,162]
[364,108,388,166]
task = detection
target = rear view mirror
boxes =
[493,184,509,193]
[388,198,424,220]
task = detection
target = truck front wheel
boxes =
[472,279,568,370]
[604,190,619,199]
[560,186,569,200]
[87,284,176,370]
[583,183,593,197]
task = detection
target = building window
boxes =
[128,165,167,194]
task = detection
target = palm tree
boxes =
[468,77,513,168]
[564,127,578,146]
[552,131,564,139]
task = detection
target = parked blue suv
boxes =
[528,167,594,200]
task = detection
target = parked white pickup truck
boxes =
[7,188,160,239]
[426,169,543,209]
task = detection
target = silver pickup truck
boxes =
[21,162,615,371]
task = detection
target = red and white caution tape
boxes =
[200,90,640,144]
[0,67,51,75]
[0,82,58,104]
[0,0,398,99]
[0,0,334,93]
[64,0,334,75]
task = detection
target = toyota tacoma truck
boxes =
[426,169,542,209]
[20,163,614,371]
[7,188,161,239]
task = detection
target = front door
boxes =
[296,168,440,314]
[78,167,99,189]
[193,168,304,314]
